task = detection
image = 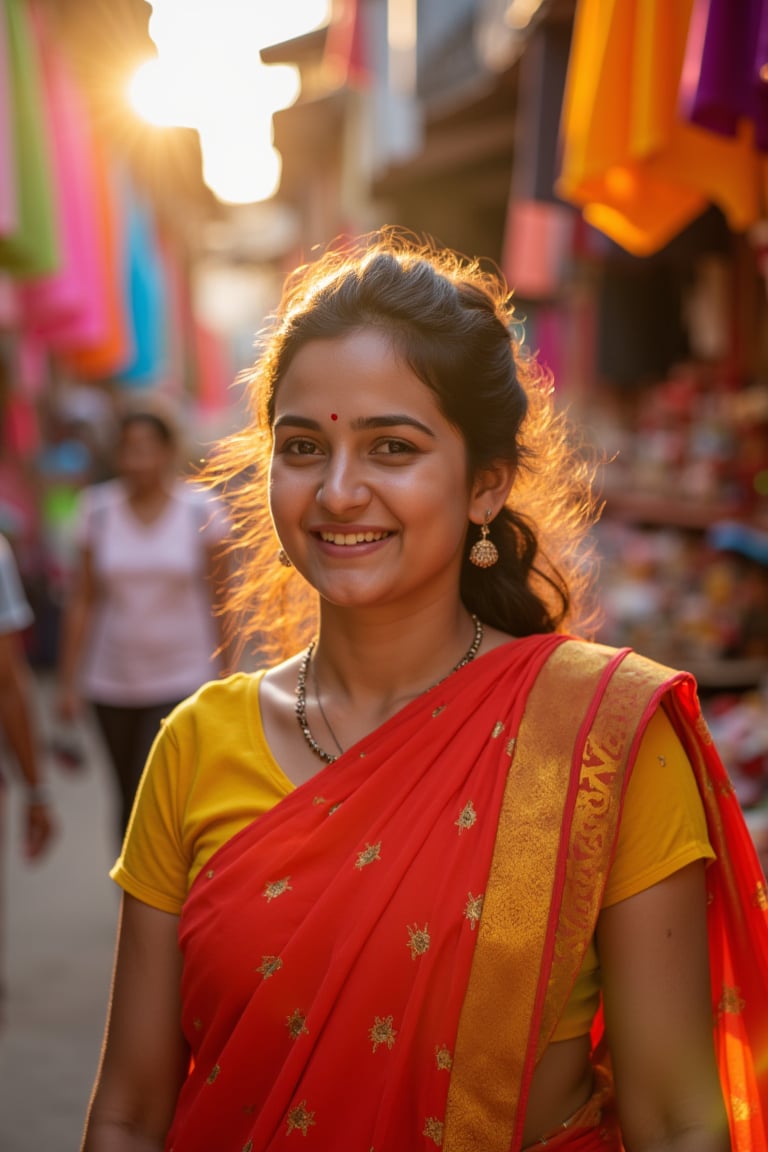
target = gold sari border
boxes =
[445,641,679,1152]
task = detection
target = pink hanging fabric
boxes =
[0,273,18,327]
[194,319,233,413]
[18,5,106,349]
[0,0,19,237]
[59,146,134,379]
[156,234,186,397]
[502,200,574,300]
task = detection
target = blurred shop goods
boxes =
[30,386,113,667]
[595,359,768,701]
[596,364,768,523]
[706,688,768,811]
[594,520,768,671]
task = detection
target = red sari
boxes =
[170,636,768,1151]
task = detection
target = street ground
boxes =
[0,678,119,1151]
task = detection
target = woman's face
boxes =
[117,420,173,493]
[269,328,485,614]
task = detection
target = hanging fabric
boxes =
[680,0,768,151]
[114,181,168,388]
[0,0,18,238]
[556,0,768,256]
[59,143,134,380]
[0,0,58,275]
[18,3,109,350]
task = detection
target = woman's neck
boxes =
[311,603,483,715]
[126,482,172,522]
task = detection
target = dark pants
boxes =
[93,699,182,842]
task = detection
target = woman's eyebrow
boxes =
[273,415,321,430]
[350,414,435,437]
[273,413,436,437]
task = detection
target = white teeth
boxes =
[320,531,388,545]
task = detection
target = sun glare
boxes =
[129,1,331,204]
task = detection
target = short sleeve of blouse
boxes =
[110,713,190,915]
[73,483,109,551]
[602,703,715,908]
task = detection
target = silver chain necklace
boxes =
[295,614,484,764]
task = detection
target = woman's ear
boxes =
[469,461,516,524]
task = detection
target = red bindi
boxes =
[330,413,338,421]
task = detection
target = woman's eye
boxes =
[372,439,415,456]
[284,438,321,456]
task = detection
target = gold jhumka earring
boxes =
[468,510,499,569]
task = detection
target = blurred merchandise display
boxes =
[595,519,768,668]
[595,364,768,526]
[594,364,768,846]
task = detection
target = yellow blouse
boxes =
[112,670,714,1041]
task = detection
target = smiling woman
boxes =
[80,229,767,1152]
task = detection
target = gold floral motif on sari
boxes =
[718,985,746,1015]
[255,955,283,979]
[355,842,382,870]
[423,1116,444,1146]
[455,801,477,834]
[263,877,292,901]
[464,893,484,930]
[286,1009,309,1040]
[369,1015,397,1052]
[407,923,431,958]
[286,1101,316,1136]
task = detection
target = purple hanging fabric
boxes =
[680,0,768,152]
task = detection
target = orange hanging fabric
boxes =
[556,0,768,255]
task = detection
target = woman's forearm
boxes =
[0,651,40,789]
[628,1122,731,1152]
[81,1116,166,1152]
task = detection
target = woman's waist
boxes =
[521,1057,619,1150]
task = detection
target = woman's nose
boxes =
[316,451,369,511]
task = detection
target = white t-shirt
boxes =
[0,534,33,635]
[75,480,228,706]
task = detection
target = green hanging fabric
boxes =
[0,0,59,275]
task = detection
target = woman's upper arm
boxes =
[596,862,729,1151]
[84,893,188,1148]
